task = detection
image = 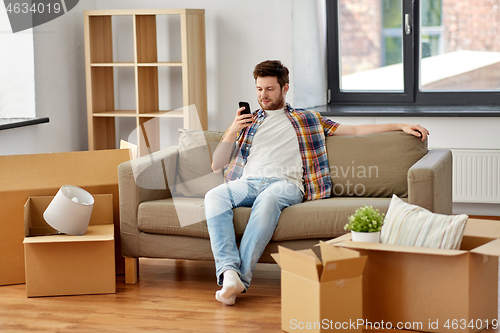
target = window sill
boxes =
[311,104,500,117]
[0,118,50,131]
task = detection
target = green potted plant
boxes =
[344,205,385,243]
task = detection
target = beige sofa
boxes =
[118,130,452,284]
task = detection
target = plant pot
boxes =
[351,231,380,243]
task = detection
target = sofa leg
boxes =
[125,257,138,284]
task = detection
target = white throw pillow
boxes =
[380,195,468,250]
[173,129,224,198]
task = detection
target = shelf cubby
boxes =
[136,15,158,64]
[84,9,207,156]
[88,15,113,64]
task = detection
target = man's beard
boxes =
[258,93,285,110]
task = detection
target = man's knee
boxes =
[205,184,228,206]
[258,182,301,208]
[272,181,301,197]
[255,189,283,209]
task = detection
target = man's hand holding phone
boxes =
[228,102,253,135]
[238,101,253,125]
[214,103,253,170]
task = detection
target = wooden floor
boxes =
[0,259,283,332]
[0,258,499,333]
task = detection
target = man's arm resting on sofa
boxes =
[407,149,453,214]
[334,123,429,141]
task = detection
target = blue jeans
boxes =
[204,177,304,290]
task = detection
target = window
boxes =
[0,4,35,119]
[327,0,500,105]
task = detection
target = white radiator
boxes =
[447,149,500,204]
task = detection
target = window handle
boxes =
[405,14,412,35]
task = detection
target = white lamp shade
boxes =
[43,185,94,236]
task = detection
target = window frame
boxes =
[326,0,500,107]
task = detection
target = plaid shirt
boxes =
[222,103,339,201]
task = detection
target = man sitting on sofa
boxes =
[205,60,429,305]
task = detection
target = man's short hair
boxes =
[253,60,289,88]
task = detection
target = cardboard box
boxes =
[0,149,130,286]
[23,194,116,297]
[271,242,367,333]
[327,218,500,333]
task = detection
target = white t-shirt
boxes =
[242,108,304,192]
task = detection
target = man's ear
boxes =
[282,83,289,94]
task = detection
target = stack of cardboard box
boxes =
[272,242,367,333]
[0,149,130,287]
[23,194,116,297]
[274,219,500,333]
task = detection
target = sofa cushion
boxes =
[326,131,427,198]
[137,197,398,242]
[173,129,224,198]
[137,197,250,239]
[272,197,394,241]
[138,197,209,238]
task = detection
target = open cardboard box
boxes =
[24,194,116,297]
[327,218,500,333]
[0,149,130,286]
[271,242,367,333]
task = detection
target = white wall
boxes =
[0,0,497,215]
[0,0,296,154]
[0,5,35,118]
[292,0,328,108]
[95,0,295,144]
[0,0,96,155]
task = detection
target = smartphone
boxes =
[238,101,252,115]
[238,101,253,124]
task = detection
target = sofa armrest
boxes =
[407,149,452,214]
[118,145,179,257]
